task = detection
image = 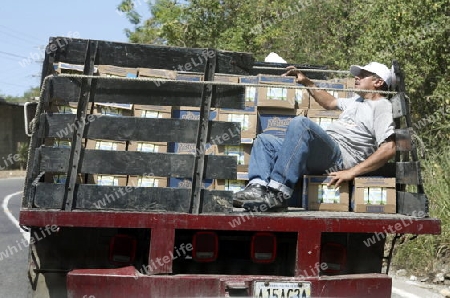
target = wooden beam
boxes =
[39,147,237,179]
[43,114,241,145]
[63,40,98,211]
[50,76,245,109]
[396,162,422,185]
[50,37,254,75]
[33,183,232,213]
[395,128,413,152]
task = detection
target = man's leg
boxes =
[242,116,342,211]
[248,134,283,185]
[233,134,283,204]
[268,116,342,195]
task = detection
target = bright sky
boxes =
[0,1,149,97]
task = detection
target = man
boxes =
[233,62,396,212]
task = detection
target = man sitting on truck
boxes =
[233,62,396,212]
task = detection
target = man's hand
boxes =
[327,138,396,187]
[327,169,356,188]
[282,66,314,86]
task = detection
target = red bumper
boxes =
[67,266,391,298]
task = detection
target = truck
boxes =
[20,36,441,298]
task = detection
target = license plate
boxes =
[253,281,311,298]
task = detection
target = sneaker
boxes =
[233,184,267,208]
[241,188,289,212]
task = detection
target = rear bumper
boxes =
[67,266,391,298]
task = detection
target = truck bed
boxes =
[20,208,440,235]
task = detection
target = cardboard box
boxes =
[217,144,252,172]
[214,74,240,83]
[171,107,218,155]
[258,108,298,138]
[138,68,177,80]
[172,107,218,121]
[97,65,138,78]
[95,103,133,116]
[90,175,127,186]
[53,140,72,148]
[307,109,342,130]
[352,177,396,213]
[239,76,258,107]
[295,89,310,109]
[128,176,168,188]
[170,142,217,155]
[310,81,346,109]
[215,179,247,192]
[331,77,355,98]
[133,105,172,118]
[218,106,258,139]
[85,139,127,151]
[214,172,248,192]
[176,73,203,81]
[169,178,214,190]
[128,141,168,153]
[257,75,297,109]
[302,175,350,211]
[53,62,98,74]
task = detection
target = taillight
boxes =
[192,231,218,262]
[251,232,277,263]
[320,242,347,274]
[109,234,137,265]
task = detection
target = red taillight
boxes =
[109,234,137,265]
[251,232,277,263]
[192,231,218,262]
[320,242,347,274]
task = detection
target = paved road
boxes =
[0,177,446,298]
[0,177,28,297]
[391,276,444,298]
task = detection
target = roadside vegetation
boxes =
[392,147,450,274]
[0,87,39,103]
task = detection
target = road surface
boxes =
[0,177,28,297]
[0,177,446,297]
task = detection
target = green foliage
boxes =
[16,142,29,171]
[2,87,40,103]
[393,147,450,273]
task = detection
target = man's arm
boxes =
[328,137,396,187]
[283,66,338,110]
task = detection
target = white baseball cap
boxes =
[350,62,392,87]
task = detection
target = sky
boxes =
[0,1,150,97]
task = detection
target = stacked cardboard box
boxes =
[256,75,297,109]
[218,106,258,140]
[301,175,397,213]
[97,65,138,78]
[302,175,350,212]
[307,109,342,130]
[258,109,299,139]
[215,172,248,192]
[128,175,168,188]
[217,144,252,173]
[239,76,258,107]
[138,68,177,80]
[352,177,396,214]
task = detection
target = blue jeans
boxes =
[248,116,343,196]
